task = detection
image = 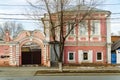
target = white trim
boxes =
[83,51,89,61]
[78,50,93,63]
[78,20,88,36]
[88,50,93,63]
[96,52,103,61]
[68,51,75,62]
[90,20,101,42]
[78,50,83,63]
[91,20,100,35]
[78,20,88,41]
[66,23,75,35]
[106,17,111,64]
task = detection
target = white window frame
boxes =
[78,50,93,63]
[91,20,100,35]
[83,51,88,61]
[66,23,75,35]
[96,52,103,61]
[79,20,88,36]
[68,52,75,61]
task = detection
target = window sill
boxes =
[96,60,103,61]
[68,60,75,62]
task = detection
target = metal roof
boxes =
[111,39,120,51]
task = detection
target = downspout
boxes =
[106,11,111,64]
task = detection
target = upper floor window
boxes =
[79,21,88,35]
[67,23,75,35]
[91,20,100,35]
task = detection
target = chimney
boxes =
[4,30,11,42]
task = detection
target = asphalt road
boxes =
[1,76,120,80]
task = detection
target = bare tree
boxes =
[0,21,24,40]
[27,0,104,71]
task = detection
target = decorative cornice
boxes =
[65,42,106,46]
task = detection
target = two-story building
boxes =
[42,5,111,65]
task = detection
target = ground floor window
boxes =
[83,52,88,60]
[97,52,102,60]
[68,52,75,61]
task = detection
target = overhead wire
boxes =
[0,3,120,23]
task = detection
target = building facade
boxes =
[42,6,111,65]
[0,30,50,66]
[63,14,111,65]
[0,6,111,67]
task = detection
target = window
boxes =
[68,52,75,61]
[83,52,88,60]
[67,23,75,35]
[91,20,100,35]
[79,21,87,35]
[97,52,102,60]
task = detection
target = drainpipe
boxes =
[106,14,111,64]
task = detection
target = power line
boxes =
[0,17,120,20]
[0,18,41,20]
[0,3,120,7]
[0,13,44,16]
[0,12,120,16]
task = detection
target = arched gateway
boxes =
[11,30,50,67]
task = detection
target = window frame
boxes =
[66,23,75,35]
[96,52,103,61]
[83,51,88,61]
[79,20,88,36]
[68,52,75,61]
[91,20,100,35]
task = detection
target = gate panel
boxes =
[22,52,32,65]
[111,52,116,64]
[22,50,41,65]
[32,51,41,64]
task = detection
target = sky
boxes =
[0,0,120,35]
[0,0,42,31]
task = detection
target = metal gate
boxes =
[22,50,41,65]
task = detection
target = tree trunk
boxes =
[58,62,63,72]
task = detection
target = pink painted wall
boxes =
[0,45,10,66]
[64,46,107,64]
[63,13,108,65]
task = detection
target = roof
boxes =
[111,39,120,51]
[111,36,120,42]
[42,4,111,21]
[65,4,111,15]
[111,36,120,51]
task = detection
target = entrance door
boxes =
[22,49,41,65]
[111,52,116,64]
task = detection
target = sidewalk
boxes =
[0,66,120,77]
[35,65,120,76]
